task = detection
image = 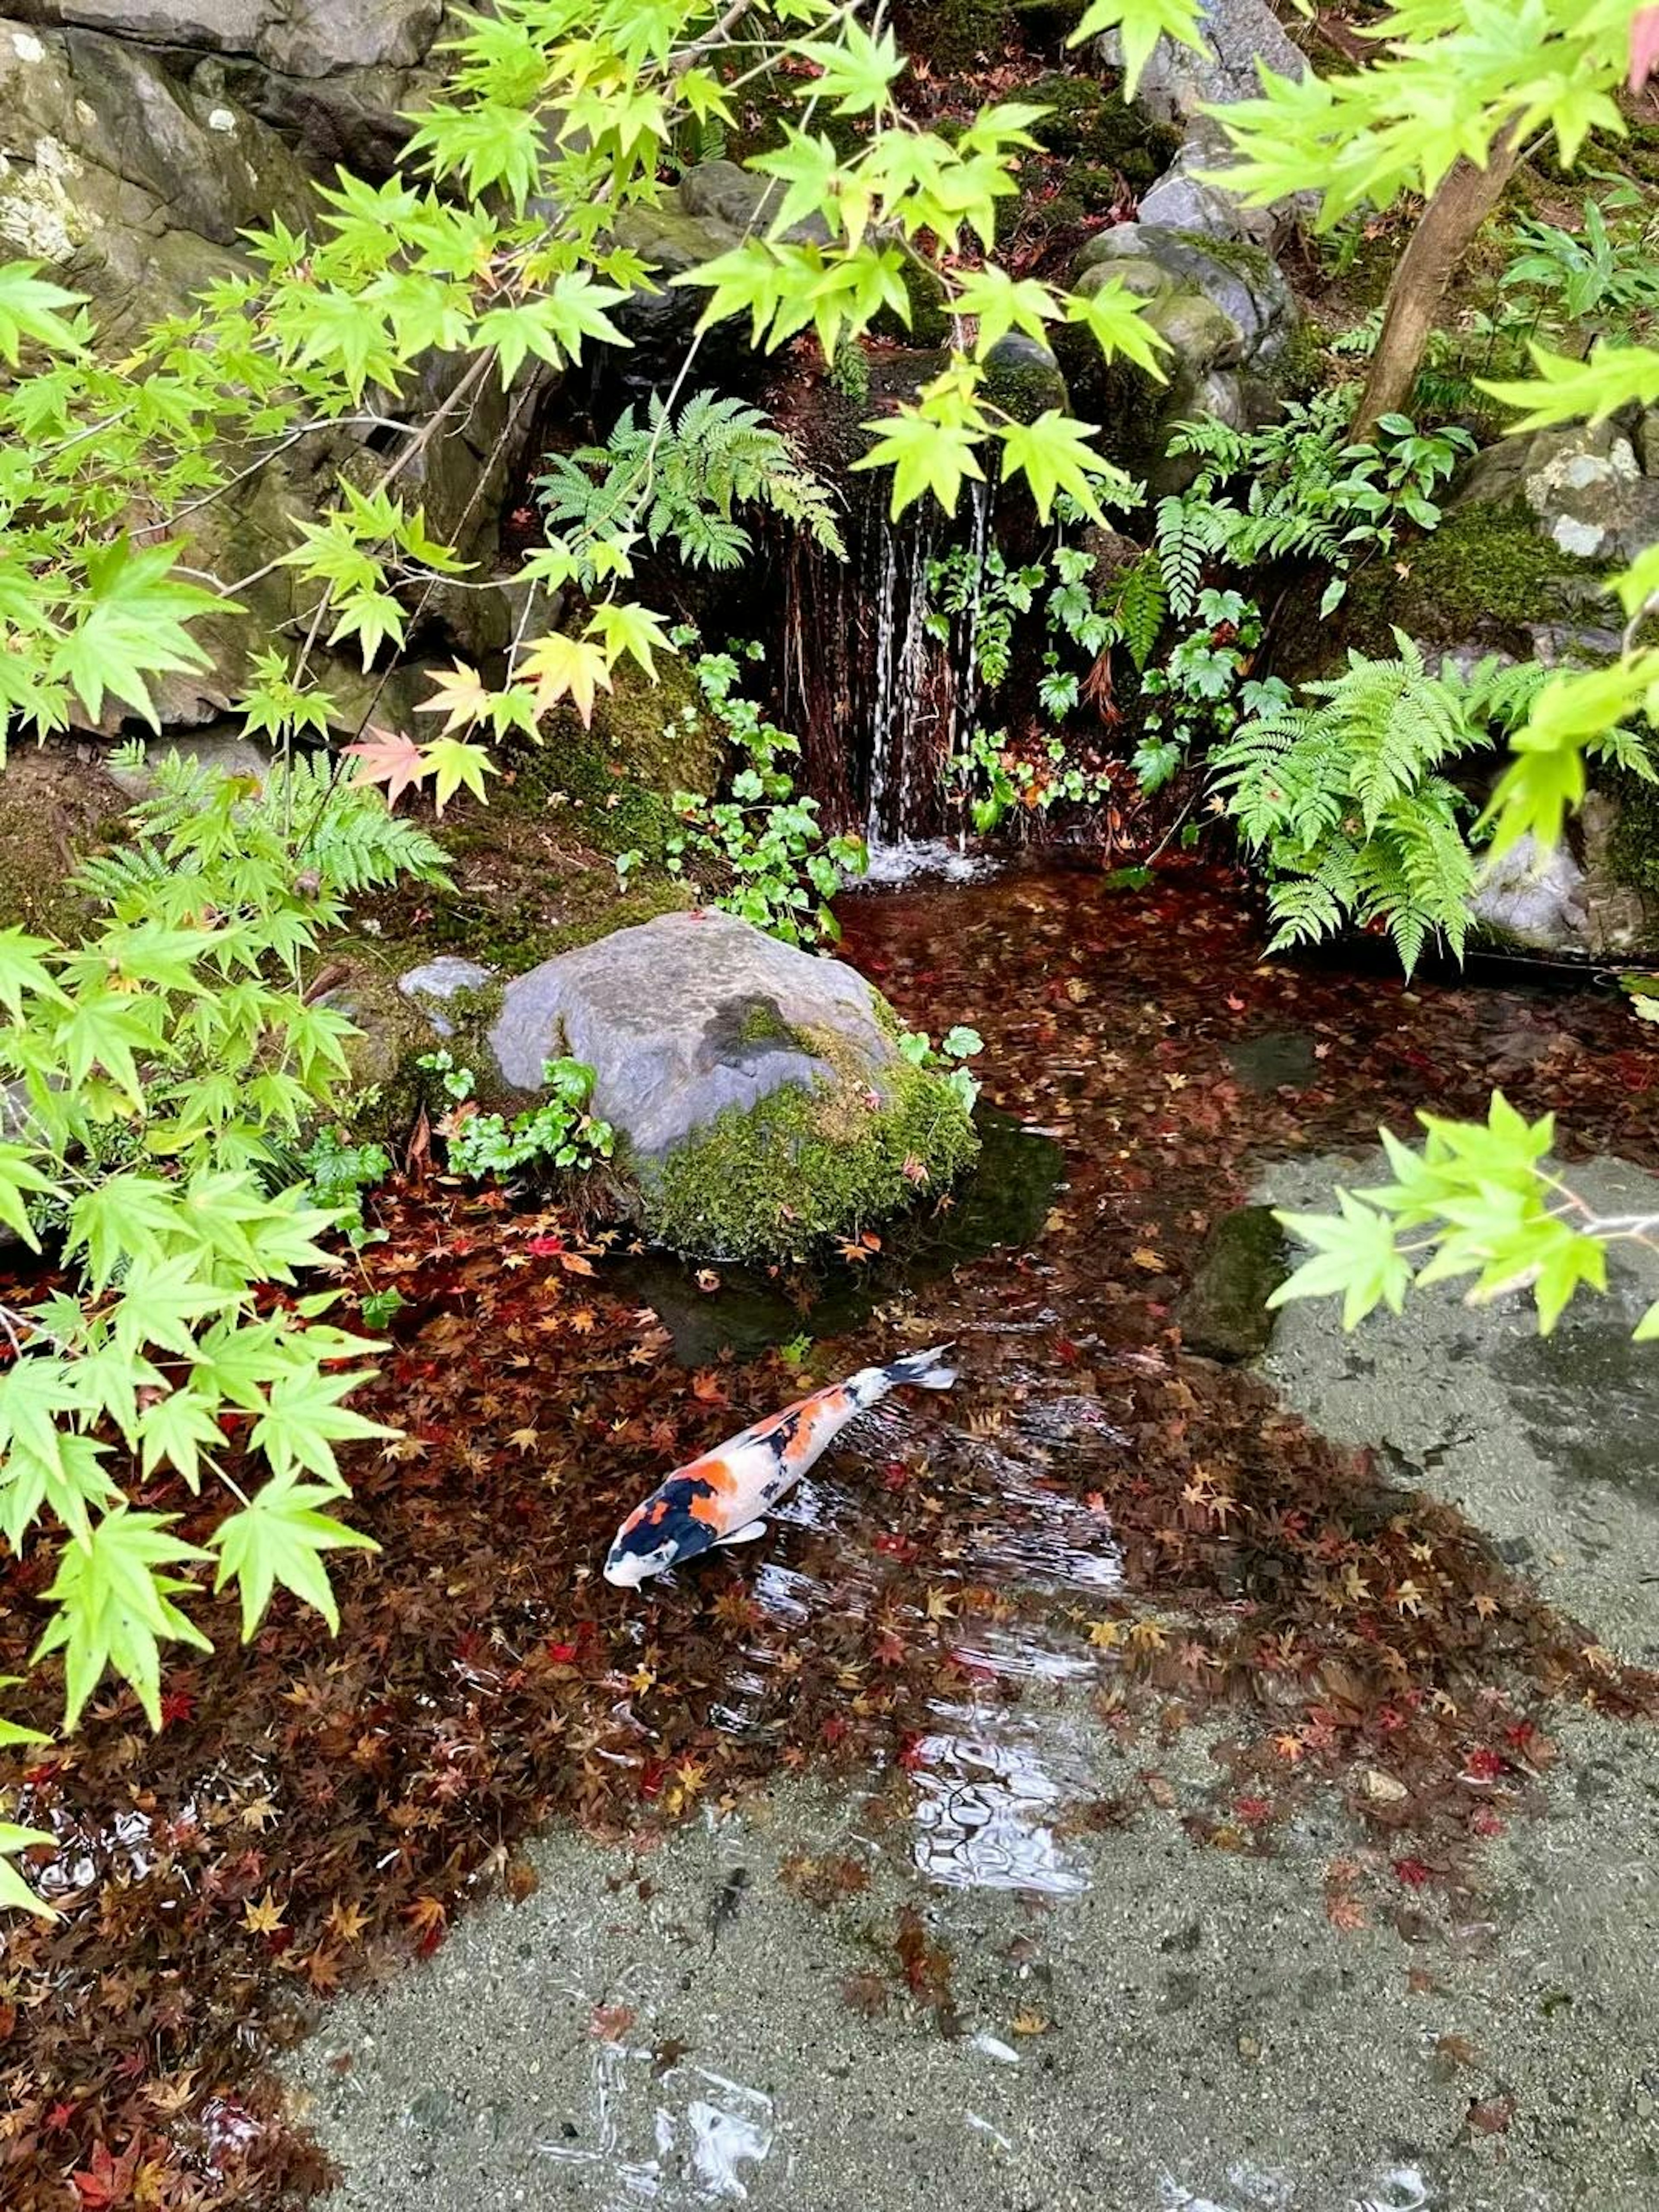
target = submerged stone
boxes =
[1177,1205,1290,1362]
[485,909,980,1259]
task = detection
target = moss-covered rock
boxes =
[1027,72,1180,188]
[982,333,1069,423]
[0,749,129,940]
[645,1036,979,1260]
[480,908,981,1259]
[1176,1205,1290,1362]
[1332,497,1613,666]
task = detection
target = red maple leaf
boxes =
[345,726,431,811]
[73,2140,140,2210]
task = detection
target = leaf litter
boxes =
[1,860,1656,2206]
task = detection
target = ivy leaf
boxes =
[210,1475,378,1640]
[421,736,498,814]
[852,407,985,519]
[346,725,432,810]
[521,631,614,726]
[31,1510,213,1733]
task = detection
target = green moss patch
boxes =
[1028,74,1179,189]
[643,1042,980,1260]
[1332,497,1611,665]
[499,653,719,860]
[1604,769,1659,898]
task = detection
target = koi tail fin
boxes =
[882,1344,959,1394]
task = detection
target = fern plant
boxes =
[536,389,845,575]
[84,746,450,915]
[1211,639,1543,974]
[1162,397,1473,617]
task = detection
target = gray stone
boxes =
[1176,1205,1290,1362]
[0,19,317,333]
[1579,789,1656,959]
[1471,833,1590,954]
[397,957,494,1039]
[1458,416,1659,567]
[1068,222,1296,480]
[104,731,271,798]
[981,333,1068,423]
[1097,0,1308,129]
[486,909,900,1160]
[1136,118,1279,247]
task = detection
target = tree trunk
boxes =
[1351,130,1524,439]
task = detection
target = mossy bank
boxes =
[642,1038,980,1261]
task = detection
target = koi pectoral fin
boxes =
[716,1519,768,1548]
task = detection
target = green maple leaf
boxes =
[0,262,85,362]
[997,410,1124,523]
[422,735,499,813]
[750,131,844,238]
[852,407,985,519]
[953,267,1058,354]
[137,1386,226,1490]
[795,19,904,114]
[32,1510,213,1732]
[585,600,674,681]
[51,537,227,728]
[0,1822,57,1919]
[250,1363,396,1485]
[1065,280,1169,378]
[1068,0,1206,93]
[1269,1190,1412,1329]
[211,1474,378,1639]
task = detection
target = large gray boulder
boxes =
[6,1,447,173]
[1098,0,1317,242]
[0,19,317,334]
[456,910,981,1259]
[489,910,898,1152]
[1096,0,1307,127]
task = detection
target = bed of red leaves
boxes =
[1,862,1656,2209]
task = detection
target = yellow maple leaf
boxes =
[417,661,493,736]
[242,1886,286,1935]
[521,631,613,728]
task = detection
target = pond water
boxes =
[6,863,1659,2209]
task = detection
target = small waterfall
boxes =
[777,475,993,868]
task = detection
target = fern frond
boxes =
[535,387,844,571]
[1106,552,1166,670]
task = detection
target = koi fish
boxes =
[602,1345,958,1589]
